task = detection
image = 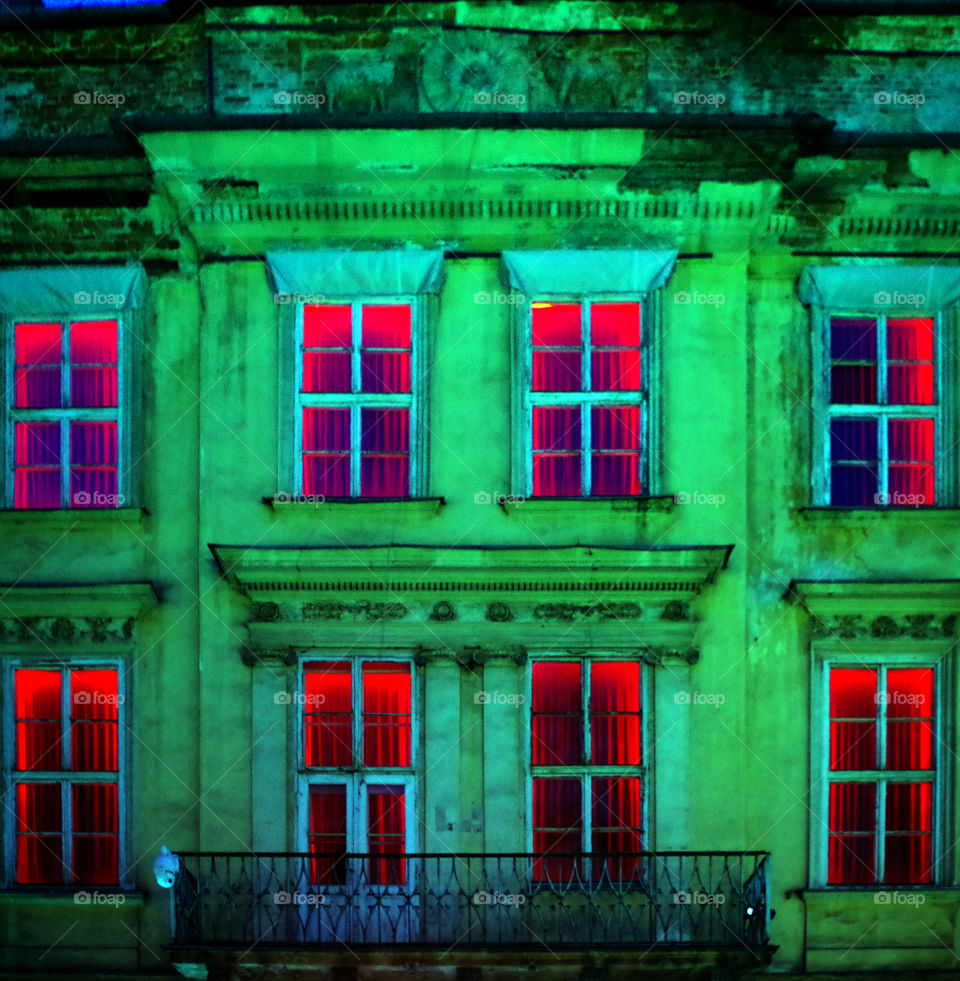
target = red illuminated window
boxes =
[826,666,935,885]
[10,320,121,509]
[530,661,643,882]
[302,661,413,886]
[528,302,645,497]
[826,315,937,506]
[10,667,121,884]
[299,303,415,498]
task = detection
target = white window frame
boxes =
[296,656,418,866]
[514,295,658,499]
[1,660,129,888]
[524,656,649,864]
[810,649,950,888]
[812,307,947,507]
[290,297,428,499]
[3,313,132,509]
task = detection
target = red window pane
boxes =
[360,408,409,497]
[362,662,411,767]
[887,317,935,405]
[888,419,935,506]
[886,668,935,770]
[70,670,119,771]
[303,662,352,766]
[829,668,878,771]
[15,670,62,771]
[303,305,352,393]
[884,782,933,884]
[592,777,643,880]
[16,783,63,884]
[532,662,581,765]
[15,323,62,408]
[14,421,61,509]
[590,662,641,765]
[361,305,411,394]
[591,407,642,496]
[828,782,876,884]
[70,321,118,408]
[302,407,350,497]
[532,303,581,392]
[69,422,118,508]
[590,303,641,391]
[309,785,347,885]
[72,783,118,883]
[532,777,582,882]
[367,785,406,885]
[532,406,581,496]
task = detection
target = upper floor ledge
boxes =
[0,507,148,530]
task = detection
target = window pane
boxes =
[15,669,62,771]
[69,422,118,507]
[591,407,641,496]
[15,323,62,408]
[887,317,935,406]
[531,662,581,765]
[72,782,118,883]
[884,782,933,884]
[532,303,581,392]
[70,670,119,771]
[361,305,411,394]
[302,407,350,496]
[367,785,406,885]
[886,668,935,770]
[829,418,878,506]
[303,661,352,766]
[828,782,876,884]
[16,783,63,883]
[360,408,409,497]
[829,668,878,771]
[303,305,351,393]
[532,777,582,882]
[14,421,61,509]
[590,302,641,391]
[532,406,581,496]
[590,662,641,765]
[830,317,877,405]
[362,662,411,767]
[592,777,643,881]
[309,785,347,885]
[70,321,118,408]
[888,419,935,506]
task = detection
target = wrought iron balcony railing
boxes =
[171,850,770,949]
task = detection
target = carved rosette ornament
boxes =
[0,616,136,646]
[420,33,531,112]
[811,613,956,640]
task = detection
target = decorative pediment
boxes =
[0,584,159,651]
[211,544,731,665]
[789,580,960,648]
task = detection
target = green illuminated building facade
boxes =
[2,2,960,978]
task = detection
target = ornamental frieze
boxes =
[0,616,135,645]
[300,601,408,622]
[532,602,644,622]
[811,613,956,640]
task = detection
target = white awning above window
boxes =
[498,249,678,298]
[798,264,960,312]
[0,264,147,315]
[266,250,446,299]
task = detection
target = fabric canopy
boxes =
[266,250,446,299]
[499,249,678,298]
[0,265,147,315]
[798,264,960,312]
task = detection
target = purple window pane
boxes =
[302,408,350,451]
[303,352,351,393]
[533,407,581,451]
[831,317,877,361]
[360,409,409,453]
[533,350,581,392]
[830,465,879,506]
[830,418,877,462]
[831,365,877,404]
[14,422,61,508]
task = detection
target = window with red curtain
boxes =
[12,667,120,884]
[302,660,413,885]
[530,661,643,882]
[827,315,936,506]
[827,665,934,885]
[12,320,120,509]
[299,303,413,498]
[529,302,644,497]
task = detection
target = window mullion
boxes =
[61,320,70,508]
[582,303,591,497]
[876,666,887,882]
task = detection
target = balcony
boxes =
[169,851,771,953]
